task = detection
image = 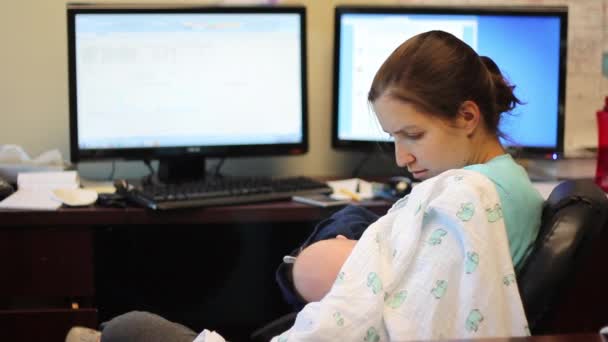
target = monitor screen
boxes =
[67,5,308,179]
[333,6,567,159]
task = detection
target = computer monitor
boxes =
[67,5,307,182]
[333,6,567,159]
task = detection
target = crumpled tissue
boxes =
[0,144,67,183]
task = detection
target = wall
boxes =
[1,0,605,180]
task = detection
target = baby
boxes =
[292,235,356,302]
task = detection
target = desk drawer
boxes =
[0,227,94,297]
[0,308,97,342]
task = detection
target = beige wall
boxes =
[1,0,605,180]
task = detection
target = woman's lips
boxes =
[411,169,428,178]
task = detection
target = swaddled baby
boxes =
[292,236,356,302]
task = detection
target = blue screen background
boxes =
[338,13,563,150]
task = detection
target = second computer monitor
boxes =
[333,6,567,159]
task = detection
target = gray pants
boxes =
[100,311,198,342]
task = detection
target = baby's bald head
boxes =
[292,237,356,303]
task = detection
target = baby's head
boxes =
[292,236,356,303]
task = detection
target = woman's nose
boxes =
[394,144,415,168]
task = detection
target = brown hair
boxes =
[368,30,521,138]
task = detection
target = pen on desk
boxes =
[338,188,362,202]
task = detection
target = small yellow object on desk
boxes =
[80,178,116,194]
[337,187,362,202]
[327,178,374,201]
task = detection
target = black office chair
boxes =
[517,179,608,334]
[251,179,608,341]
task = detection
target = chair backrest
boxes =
[516,179,608,333]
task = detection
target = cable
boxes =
[213,157,226,177]
[143,159,155,184]
[351,143,408,178]
[351,151,374,178]
[107,161,116,181]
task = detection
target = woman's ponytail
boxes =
[479,56,522,115]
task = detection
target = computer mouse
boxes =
[388,176,412,198]
[373,176,412,201]
[0,177,15,201]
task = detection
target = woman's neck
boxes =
[468,135,506,165]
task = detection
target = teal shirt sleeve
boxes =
[464,154,543,271]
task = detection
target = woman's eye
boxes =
[405,133,424,140]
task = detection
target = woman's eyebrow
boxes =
[390,125,422,134]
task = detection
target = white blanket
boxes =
[195,169,529,342]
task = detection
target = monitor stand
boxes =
[157,156,207,184]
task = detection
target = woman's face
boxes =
[373,94,473,180]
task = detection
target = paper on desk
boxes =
[0,171,80,210]
[326,178,374,200]
[0,189,63,210]
[0,145,66,183]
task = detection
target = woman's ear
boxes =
[457,100,481,136]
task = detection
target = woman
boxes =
[367,30,542,272]
[268,30,543,342]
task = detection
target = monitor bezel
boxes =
[67,5,309,163]
[331,5,568,159]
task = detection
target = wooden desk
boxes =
[0,200,391,342]
[0,199,391,225]
[1,198,607,342]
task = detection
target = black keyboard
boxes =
[118,176,333,210]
